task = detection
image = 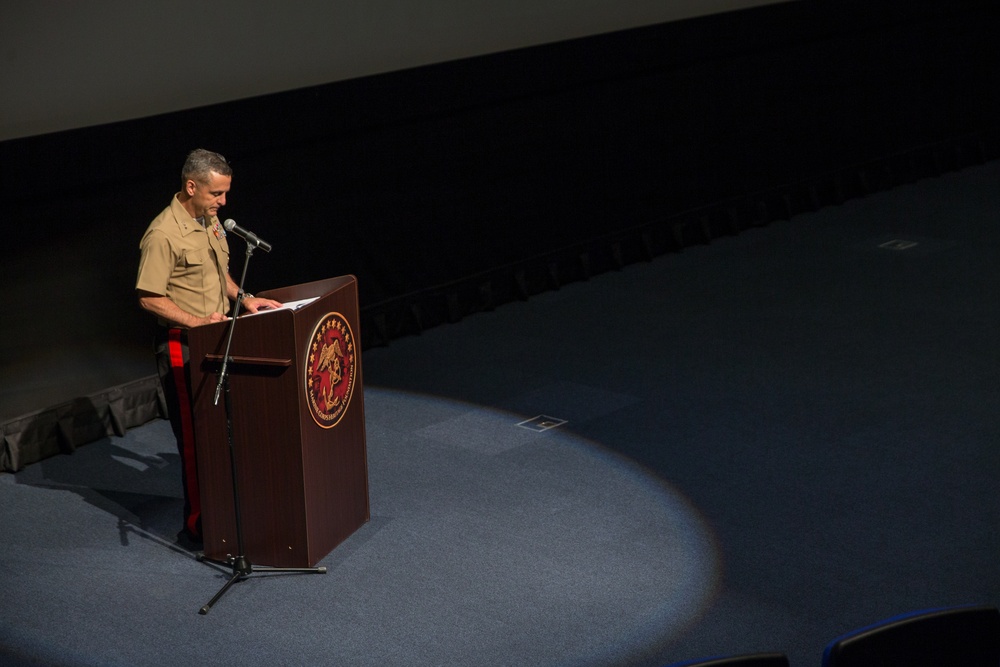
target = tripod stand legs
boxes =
[197,553,327,615]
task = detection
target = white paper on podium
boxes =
[242,296,320,316]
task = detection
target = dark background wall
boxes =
[2,0,999,422]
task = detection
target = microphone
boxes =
[223,219,273,252]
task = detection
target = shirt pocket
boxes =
[183,248,208,267]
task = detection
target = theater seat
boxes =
[822,604,1000,667]
[665,652,790,667]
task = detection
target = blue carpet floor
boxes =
[2,162,1000,666]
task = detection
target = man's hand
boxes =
[241,296,283,314]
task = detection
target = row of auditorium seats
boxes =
[665,604,1000,667]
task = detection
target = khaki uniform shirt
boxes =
[136,194,231,326]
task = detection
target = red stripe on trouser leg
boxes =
[168,328,201,537]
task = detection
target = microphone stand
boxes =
[198,238,326,615]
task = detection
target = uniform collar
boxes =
[170,193,211,237]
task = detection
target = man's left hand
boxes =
[242,296,283,313]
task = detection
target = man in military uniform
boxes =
[136,149,280,543]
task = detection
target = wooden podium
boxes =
[187,275,369,568]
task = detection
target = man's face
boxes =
[186,171,231,219]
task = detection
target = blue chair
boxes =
[665,653,789,667]
[822,604,1000,667]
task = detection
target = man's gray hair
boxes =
[181,149,233,185]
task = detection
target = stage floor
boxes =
[3,162,1000,665]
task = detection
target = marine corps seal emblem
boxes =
[305,312,356,428]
